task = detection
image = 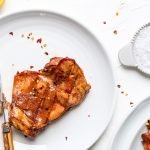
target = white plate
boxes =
[110,96,150,150]
[0,10,116,150]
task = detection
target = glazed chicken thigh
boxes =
[10,57,91,137]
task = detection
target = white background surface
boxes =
[1,0,150,149]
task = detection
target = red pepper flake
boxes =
[103,21,106,24]
[44,52,49,55]
[117,84,121,88]
[88,114,90,117]
[37,38,42,44]
[65,137,68,141]
[113,30,118,35]
[30,66,34,69]
[9,32,13,36]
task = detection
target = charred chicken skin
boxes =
[9,57,91,137]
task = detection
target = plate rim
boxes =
[0,9,117,149]
[109,96,150,150]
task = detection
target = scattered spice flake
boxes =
[43,44,47,47]
[21,34,24,38]
[65,137,68,141]
[125,93,128,96]
[37,38,42,44]
[9,32,13,36]
[130,102,133,105]
[145,122,149,126]
[146,120,150,129]
[41,46,43,49]
[31,37,34,41]
[117,84,121,88]
[113,30,118,35]
[121,91,124,94]
[44,52,49,55]
[115,12,119,16]
[145,120,149,126]
[28,32,32,36]
[30,66,34,69]
[11,64,14,67]
[130,102,134,107]
[88,114,90,117]
[103,21,106,24]
[27,36,30,39]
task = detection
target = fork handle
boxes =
[0,101,3,115]
[2,122,14,150]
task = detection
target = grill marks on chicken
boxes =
[10,57,91,137]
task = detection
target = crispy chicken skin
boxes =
[9,57,91,137]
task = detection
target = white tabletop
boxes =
[1,0,150,149]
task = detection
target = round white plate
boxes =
[110,96,150,150]
[0,10,116,150]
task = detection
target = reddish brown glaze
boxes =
[9,57,91,137]
[142,132,150,150]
